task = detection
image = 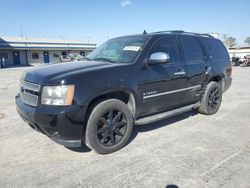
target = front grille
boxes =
[20,92,39,107]
[21,80,41,92]
[20,81,41,107]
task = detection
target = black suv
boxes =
[16,31,232,154]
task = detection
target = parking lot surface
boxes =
[0,66,250,188]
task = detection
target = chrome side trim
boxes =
[21,80,41,92]
[135,102,200,125]
[174,71,186,76]
[143,85,201,99]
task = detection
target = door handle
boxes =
[174,71,186,76]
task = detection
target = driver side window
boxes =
[149,37,180,63]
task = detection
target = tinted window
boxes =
[87,36,149,63]
[181,37,204,62]
[150,37,180,63]
[202,38,229,61]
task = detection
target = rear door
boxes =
[179,36,209,104]
[137,36,188,116]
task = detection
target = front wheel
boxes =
[198,81,222,115]
[85,99,133,154]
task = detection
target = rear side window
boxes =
[181,36,204,62]
[202,38,229,61]
[149,37,180,63]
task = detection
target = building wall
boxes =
[28,51,41,64]
[0,50,11,65]
[19,50,27,65]
[0,50,27,65]
[49,51,61,64]
[1,49,93,66]
[28,50,91,64]
[28,50,62,64]
[0,36,96,66]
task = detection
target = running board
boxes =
[135,102,200,125]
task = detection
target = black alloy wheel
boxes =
[198,81,222,115]
[85,99,133,154]
[207,87,220,111]
[96,109,127,146]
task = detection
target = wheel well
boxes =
[85,91,136,122]
[209,76,222,83]
[82,91,135,142]
[208,75,226,92]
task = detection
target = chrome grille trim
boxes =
[20,80,41,107]
[21,80,41,92]
[20,92,38,107]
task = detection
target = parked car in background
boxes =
[60,53,85,62]
[16,30,232,154]
[231,56,242,66]
[241,55,250,67]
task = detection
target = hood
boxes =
[24,60,114,85]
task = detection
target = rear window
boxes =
[202,38,229,61]
[181,36,204,62]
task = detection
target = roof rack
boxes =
[152,30,214,38]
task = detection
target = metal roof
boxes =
[0,36,96,50]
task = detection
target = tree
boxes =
[222,34,237,48]
[244,37,250,46]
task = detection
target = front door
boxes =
[13,51,20,65]
[137,37,188,117]
[43,51,50,64]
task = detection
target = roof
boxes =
[150,30,214,38]
[113,30,216,40]
[0,36,96,50]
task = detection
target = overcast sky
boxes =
[0,0,249,45]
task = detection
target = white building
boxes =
[228,46,250,60]
[0,36,96,66]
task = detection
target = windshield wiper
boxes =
[93,57,116,63]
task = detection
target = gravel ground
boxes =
[0,66,249,188]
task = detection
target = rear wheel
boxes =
[198,81,222,115]
[85,99,133,154]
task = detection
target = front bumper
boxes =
[15,95,86,147]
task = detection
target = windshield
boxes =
[87,36,149,63]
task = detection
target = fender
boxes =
[83,86,138,116]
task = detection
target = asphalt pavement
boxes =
[0,66,249,188]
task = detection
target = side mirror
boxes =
[146,52,170,65]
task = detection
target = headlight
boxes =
[41,85,75,106]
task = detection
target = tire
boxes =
[198,81,222,115]
[85,99,133,154]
